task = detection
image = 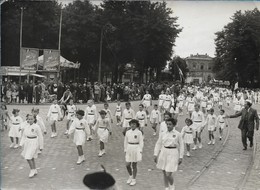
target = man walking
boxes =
[227,100,259,150]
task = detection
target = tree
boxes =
[2,0,61,66]
[214,8,260,87]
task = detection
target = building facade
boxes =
[185,53,214,84]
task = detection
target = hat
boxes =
[83,172,116,189]
[99,110,107,115]
[76,110,85,116]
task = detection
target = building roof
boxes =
[186,53,213,61]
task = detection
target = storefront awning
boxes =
[6,72,27,76]
[29,73,46,78]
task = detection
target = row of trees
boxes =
[214,8,260,88]
[2,0,183,83]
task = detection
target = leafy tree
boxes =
[1,0,61,66]
[214,8,260,87]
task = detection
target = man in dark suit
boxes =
[228,100,259,150]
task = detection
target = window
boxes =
[193,64,196,69]
[208,67,211,70]
[200,65,204,70]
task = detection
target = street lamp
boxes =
[98,23,116,83]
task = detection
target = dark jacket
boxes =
[230,107,259,131]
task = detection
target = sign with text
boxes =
[20,48,39,70]
[43,49,60,71]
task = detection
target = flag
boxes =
[20,48,39,70]
[43,49,60,71]
[176,64,184,83]
[234,82,238,90]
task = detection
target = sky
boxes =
[59,0,260,58]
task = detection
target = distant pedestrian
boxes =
[114,100,123,127]
[84,99,98,141]
[122,102,135,136]
[64,99,77,135]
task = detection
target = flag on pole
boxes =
[234,82,238,90]
[176,63,184,83]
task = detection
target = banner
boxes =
[20,48,39,70]
[43,49,60,71]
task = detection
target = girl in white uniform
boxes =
[9,109,23,149]
[135,104,147,133]
[159,112,171,136]
[95,110,111,157]
[187,94,196,118]
[154,118,184,190]
[124,119,144,186]
[84,100,98,141]
[103,103,113,125]
[20,114,43,178]
[1,103,10,131]
[141,90,152,118]
[177,93,185,116]
[65,99,77,135]
[32,108,46,154]
[191,104,205,149]
[114,101,122,126]
[181,118,194,157]
[200,94,208,114]
[68,110,89,165]
[162,91,172,112]
[47,99,62,138]
[233,96,243,113]
[216,109,228,140]
[122,102,135,136]
[205,108,217,145]
[158,91,166,112]
[150,104,161,136]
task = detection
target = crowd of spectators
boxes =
[1,79,182,105]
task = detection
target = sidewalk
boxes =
[189,104,260,190]
[241,109,260,190]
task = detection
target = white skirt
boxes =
[158,100,164,107]
[73,129,86,146]
[142,100,151,108]
[193,122,203,132]
[157,147,179,172]
[183,133,194,144]
[86,115,95,125]
[50,113,59,121]
[163,101,171,110]
[151,118,159,124]
[208,125,215,131]
[188,104,195,112]
[177,101,184,108]
[138,120,145,128]
[67,113,75,120]
[234,105,242,111]
[21,137,39,160]
[115,111,122,117]
[9,124,21,138]
[125,144,142,162]
[97,128,109,143]
[218,123,225,129]
[123,119,131,128]
[201,102,207,108]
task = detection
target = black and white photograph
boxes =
[1,0,260,189]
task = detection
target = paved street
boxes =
[1,101,259,190]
